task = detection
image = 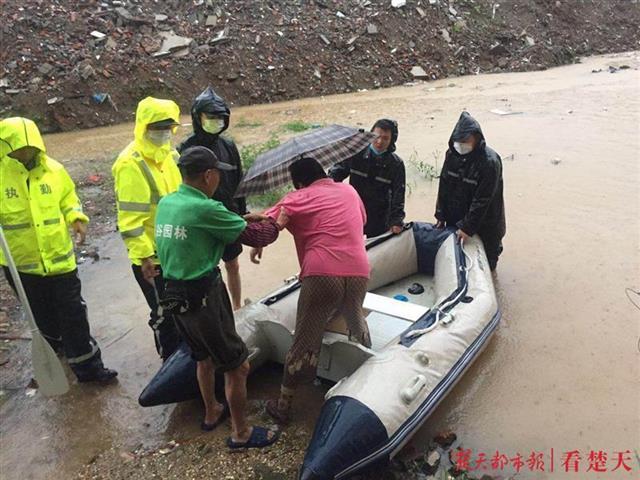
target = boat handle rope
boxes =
[405,239,472,340]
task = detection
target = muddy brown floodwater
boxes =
[1,52,639,480]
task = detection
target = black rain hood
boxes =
[190,86,231,139]
[448,111,486,154]
[371,118,398,153]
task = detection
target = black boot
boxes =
[76,367,118,384]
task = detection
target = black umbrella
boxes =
[235,124,375,197]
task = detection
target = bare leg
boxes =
[197,358,224,424]
[225,360,276,443]
[225,361,251,442]
[224,258,242,310]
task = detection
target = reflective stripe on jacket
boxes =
[0,118,88,275]
[112,97,182,265]
[329,147,406,236]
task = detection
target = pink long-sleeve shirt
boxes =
[265,178,370,279]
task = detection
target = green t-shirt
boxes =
[155,184,247,280]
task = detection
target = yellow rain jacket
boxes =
[0,117,88,276]
[112,97,182,265]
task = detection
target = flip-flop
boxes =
[201,404,229,431]
[265,399,290,425]
[226,426,280,450]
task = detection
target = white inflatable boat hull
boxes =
[139,223,500,480]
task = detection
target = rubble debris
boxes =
[210,28,230,45]
[115,7,153,25]
[0,0,636,134]
[77,62,96,81]
[38,63,55,76]
[489,43,509,56]
[492,3,500,19]
[367,24,378,35]
[92,93,118,111]
[490,108,523,116]
[411,66,429,79]
[154,31,194,57]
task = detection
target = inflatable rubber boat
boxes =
[139,222,500,479]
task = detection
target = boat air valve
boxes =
[415,352,430,366]
[400,375,427,404]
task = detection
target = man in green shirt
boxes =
[155,146,283,449]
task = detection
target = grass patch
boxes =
[282,120,316,133]
[247,187,292,209]
[240,135,281,171]
[407,148,441,181]
[235,118,263,128]
[239,135,292,208]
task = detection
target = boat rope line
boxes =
[336,308,502,479]
[399,235,468,346]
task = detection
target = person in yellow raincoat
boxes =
[0,117,117,383]
[112,97,182,360]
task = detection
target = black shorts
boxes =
[174,277,248,372]
[222,241,243,263]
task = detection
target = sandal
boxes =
[201,404,229,431]
[226,426,280,450]
[265,399,290,425]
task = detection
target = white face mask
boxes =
[202,118,225,135]
[454,141,473,155]
[146,129,173,146]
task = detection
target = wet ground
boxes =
[1,52,639,480]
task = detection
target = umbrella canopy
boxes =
[235,124,375,197]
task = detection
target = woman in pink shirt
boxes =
[254,157,371,423]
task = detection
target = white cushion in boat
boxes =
[363,292,428,321]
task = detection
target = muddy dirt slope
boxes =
[1,0,639,132]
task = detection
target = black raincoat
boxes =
[329,147,406,238]
[178,87,247,215]
[435,112,506,268]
